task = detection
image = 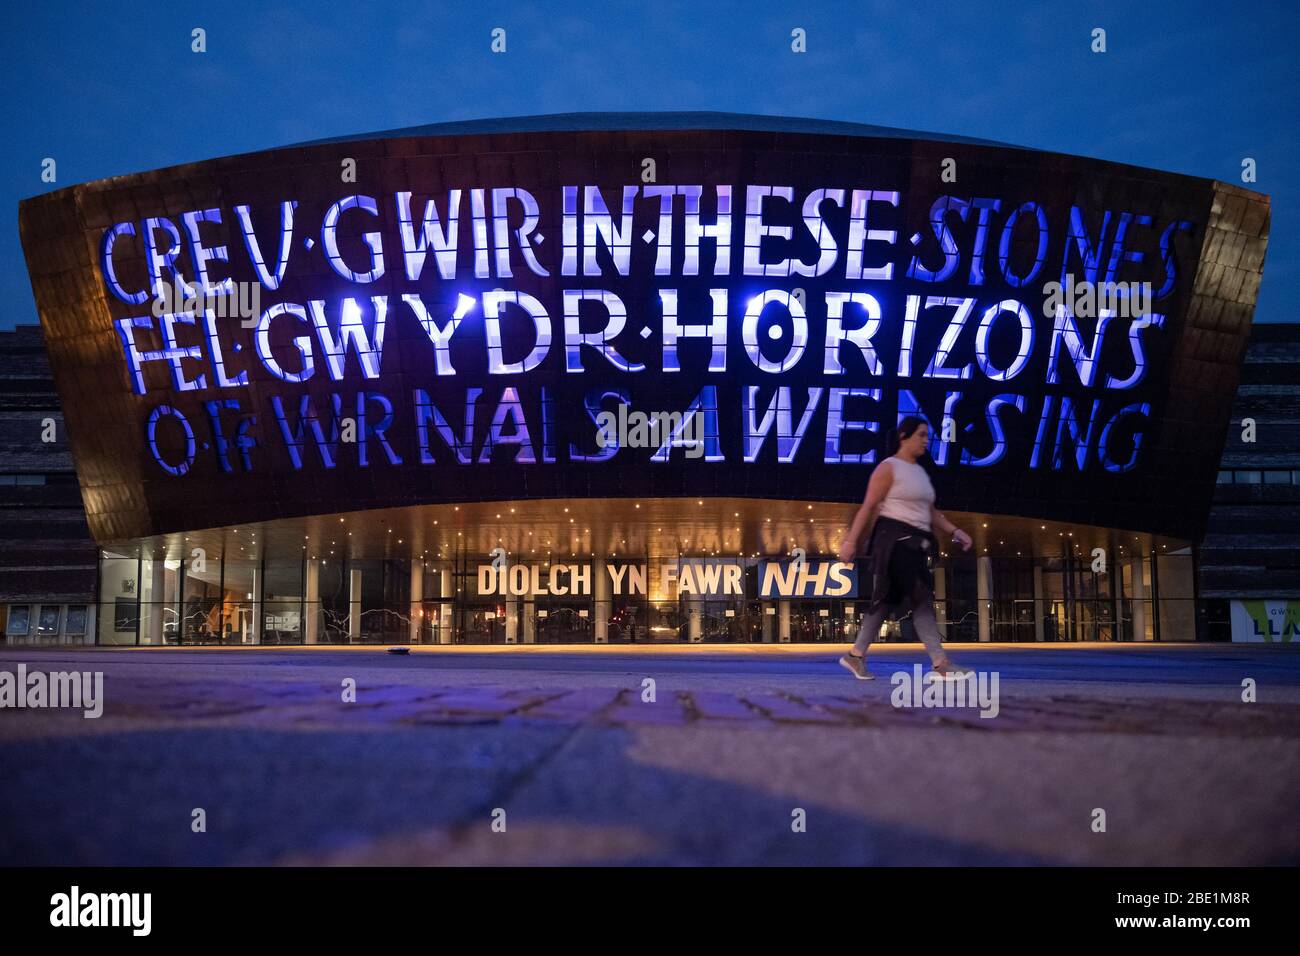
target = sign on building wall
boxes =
[1231,600,1300,642]
[19,128,1266,543]
[758,560,858,597]
[476,560,748,598]
[471,558,861,599]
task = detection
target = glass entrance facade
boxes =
[93,527,1196,646]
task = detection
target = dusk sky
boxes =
[2,0,1293,329]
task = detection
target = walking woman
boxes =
[835,416,974,680]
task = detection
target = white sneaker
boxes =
[839,654,875,680]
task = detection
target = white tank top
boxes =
[876,456,935,531]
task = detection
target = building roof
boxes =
[294,110,1025,151]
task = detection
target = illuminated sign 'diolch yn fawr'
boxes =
[19,122,1264,541]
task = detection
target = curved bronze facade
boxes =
[18,114,1269,545]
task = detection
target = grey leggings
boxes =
[851,585,950,664]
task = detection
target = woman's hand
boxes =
[951,528,973,552]
[837,540,856,563]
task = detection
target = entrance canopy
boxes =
[106,496,1181,567]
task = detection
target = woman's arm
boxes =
[837,462,893,563]
[931,507,956,536]
[932,507,972,551]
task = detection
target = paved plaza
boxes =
[2,643,1298,865]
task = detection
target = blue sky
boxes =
[2,0,1293,328]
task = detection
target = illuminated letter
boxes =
[471,188,490,278]
[743,386,823,462]
[478,387,536,463]
[181,208,233,295]
[1051,397,1102,471]
[234,201,296,291]
[357,391,402,466]
[641,185,678,275]
[907,196,968,282]
[898,295,921,377]
[1103,212,1152,285]
[1060,206,1111,287]
[414,387,480,465]
[563,290,643,373]
[159,311,207,391]
[960,394,1026,467]
[115,316,163,394]
[308,296,388,380]
[271,393,342,469]
[147,405,196,476]
[824,292,883,375]
[844,190,899,280]
[1155,220,1194,299]
[742,291,807,373]
[142,217,188,301]
[1047,305,1113,387]
[661,288,727,372]
[256,303,315,383]
[202,308,247,388]
[998,201,1049,288]
[1098,402,1151,472]
[395,190,461,281]
[974,299,1033,382]
[561,186,579,276]
[203,399,257,473]
[101,222,148,305]
[682,185,732,276]
[824,388,882,464]
[743,185,796,277]
[492,187,549,278]
[483,291,551,375]
[583,186,638,276]
[321,195,385,282]
[1105,314,1164,389]
[571,388,630,463]
[923,297,976,380]
[792,188,844,277]
[967,198,1002,284]
[403,292,474,375]
[650,386,723,462]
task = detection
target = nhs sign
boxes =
[758,560,859,598]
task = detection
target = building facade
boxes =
[12,112,1275,645]
[0,325,97,644]
[1200,322,1300,641]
